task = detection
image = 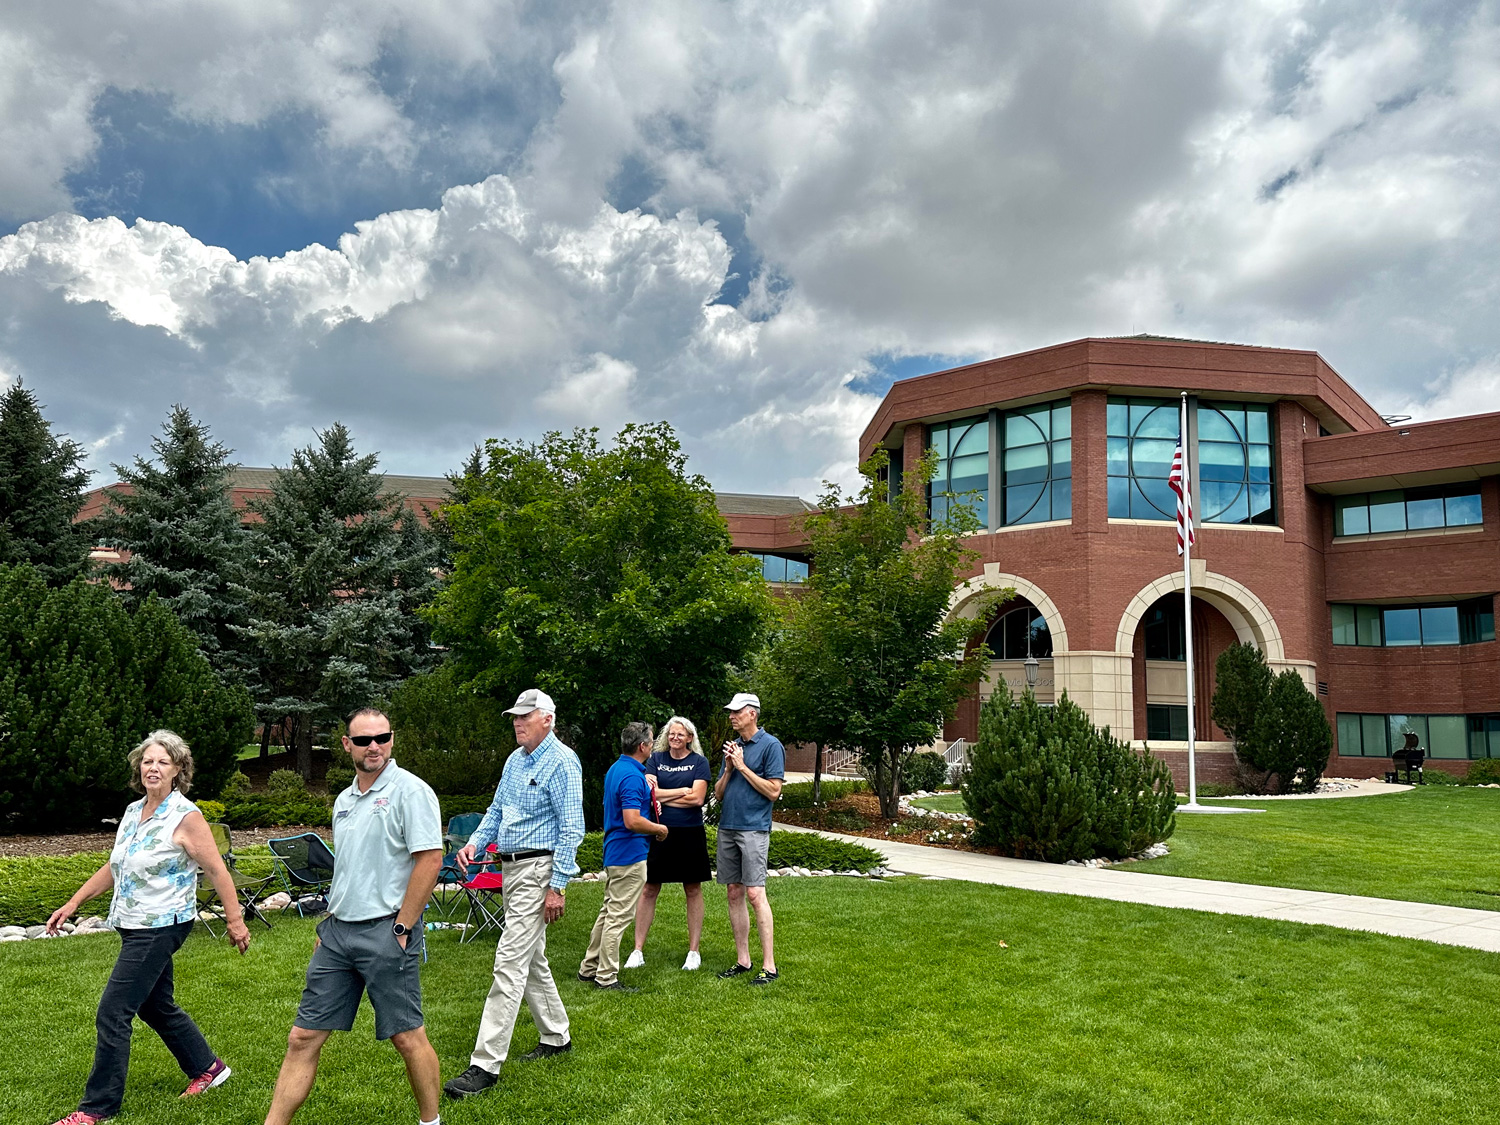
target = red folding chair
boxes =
[459,844,505,944]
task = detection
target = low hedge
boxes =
[0,853,112,927]
[572,828,880,875]
[222,797,332,829]
[778,780,869,810]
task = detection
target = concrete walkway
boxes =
[774,824,1500,954]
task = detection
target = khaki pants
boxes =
[578,861,648,986]
[469,855,570,1072]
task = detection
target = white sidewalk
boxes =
[774,824,1500,953]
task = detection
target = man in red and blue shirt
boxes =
[579,722,669,991]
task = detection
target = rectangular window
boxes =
[1419,605,1460,646]
[1146,704,1189,741]
[1107,397,1179,520]
[1000,400,1071,525]
[1382,607,1421,647]
[1428,715,1467,759]
[1361,713,1388,756]
[1333,484,1483,537]
[1331,600,1495,647]
[1339,713,1482,758]
[1197,402,1275,525]
[1459,597,1496,644]
[742,552,808,584]
[1468,715,1500,759]
[1331,604,1357,646]
[1357,604,1382,646]
[1337,712,1363,755]
[928,416,988,526]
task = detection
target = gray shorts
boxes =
[715,829,770,887]
[294,915,425,1041]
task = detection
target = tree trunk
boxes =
[294,718,314,780]
[812,743,823,806]
[879,749,902,819]
[259,720,272,761]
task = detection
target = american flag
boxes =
[1168,440,1196,555]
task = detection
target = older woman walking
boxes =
[44,730,252,1125]
[625,716,713,972]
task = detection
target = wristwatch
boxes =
[392,921,411,938]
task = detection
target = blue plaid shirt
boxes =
[467,730,585,891]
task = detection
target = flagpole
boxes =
[1181,391,1198,808]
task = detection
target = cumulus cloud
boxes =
[0,0,1497,493]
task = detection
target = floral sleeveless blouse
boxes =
[107,790,202,928]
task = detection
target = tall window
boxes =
[1334,484,1483,536]
[984,606,1053,659]
[1000,401,1071,525]
[1197,403,1274,525]
[1332,599,1495,647]
[928,416,988,525]
[1108,398,1177,520]
[1142,597,1186,661]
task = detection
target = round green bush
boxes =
[900,751,950,794]
[195,799,227,823]
[324,766,355,794]
[218,771,253,799]
[267,769,307,797]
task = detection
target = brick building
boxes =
[857,336,1500,782]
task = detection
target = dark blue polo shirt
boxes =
[602,754,653,867]
[717,729,786,832]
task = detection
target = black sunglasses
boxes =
[348,732,393,747]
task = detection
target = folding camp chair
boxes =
[458,845,505,944]
[196,823,276,937]
[268,833,336,917]
[430,813,483,921]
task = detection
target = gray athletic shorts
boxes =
[715,829,770,887]
[294,915,425,1040]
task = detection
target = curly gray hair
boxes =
[127,729,195,794]
[653,716,704,757]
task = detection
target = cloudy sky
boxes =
[1,0,1496,497]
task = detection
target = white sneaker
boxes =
[682,950,701,971]
[624,949,645,969]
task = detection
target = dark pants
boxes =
[80,921,215,1118]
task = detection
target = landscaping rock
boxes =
[24,925,48,939]
[0,933,24,942]
[73,917,112,934]
[0,925,24,939]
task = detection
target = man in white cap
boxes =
[713,692,785,985]
[443,689,585,1101]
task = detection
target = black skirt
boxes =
[646,824,712,885]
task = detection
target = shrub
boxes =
[0,853,112,927]
[777,779,869,810]
[195,799,227,823]
[388,664,516,795]
[0,565,254,831]
[218,771,253,799]
[963,688,1177,863]
[1465,760,1500,785]
[324,766,355,794]
[267,769,307,798]
[1423,768,1462,786]
[1240,672,1332,794]
[900,751,950,794]
[1212,642,1273,746]
[437,794,495,826]
[567,827,881,874]
[222,797,331,828]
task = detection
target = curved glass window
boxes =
[1107,398,1178,520]
[1331,598,1493,646]
[984,606,1052,659]
[1001,401,1071,524]
[1197,403,1274,525]
[928,416,988,526]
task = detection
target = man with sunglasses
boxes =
[265,708,444,1125]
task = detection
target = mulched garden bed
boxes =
[773,793,996,855]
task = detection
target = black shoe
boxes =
[594,980,639,993]
[520,1040,572,1061]
[717,962,753,979]
[444,1064,499,1099]
[577,971,596,983]
[749,968,779,985]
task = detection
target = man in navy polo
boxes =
[579,722,669,991]
[713,693,785,985]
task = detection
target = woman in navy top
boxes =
[626,716,712,971]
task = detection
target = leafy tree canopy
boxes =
[236,423,441,777]
[0,382,92,584]
[95,405,250,681]
[426,423,776,812]
[755,449,996,818]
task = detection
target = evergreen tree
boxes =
[237,424,441,778]
[0,382,92,584]
[1245,671,1333,794]
[1211,642,1272,746]
[95,405,250,680]
[0,564,254,830]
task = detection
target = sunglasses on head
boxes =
[348,732,393,747]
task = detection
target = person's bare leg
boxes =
[727,883,751,967]
[684,883,704,951]
[264,1026,331,1125]
[748,886,775,973]
[389,1026,441,1123]
[632,883,660,953]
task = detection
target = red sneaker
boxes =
[51,1113,107,1125]
[181,1057,231,1097]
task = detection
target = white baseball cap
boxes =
[504,688,556,715]
[725,692,760,711]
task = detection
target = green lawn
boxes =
[5,878,1497,1124]
[1139,786,1500,910]
[910,793,966,814]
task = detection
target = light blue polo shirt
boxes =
[328,759,442,922]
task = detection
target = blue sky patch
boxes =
[848,351,976,397]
